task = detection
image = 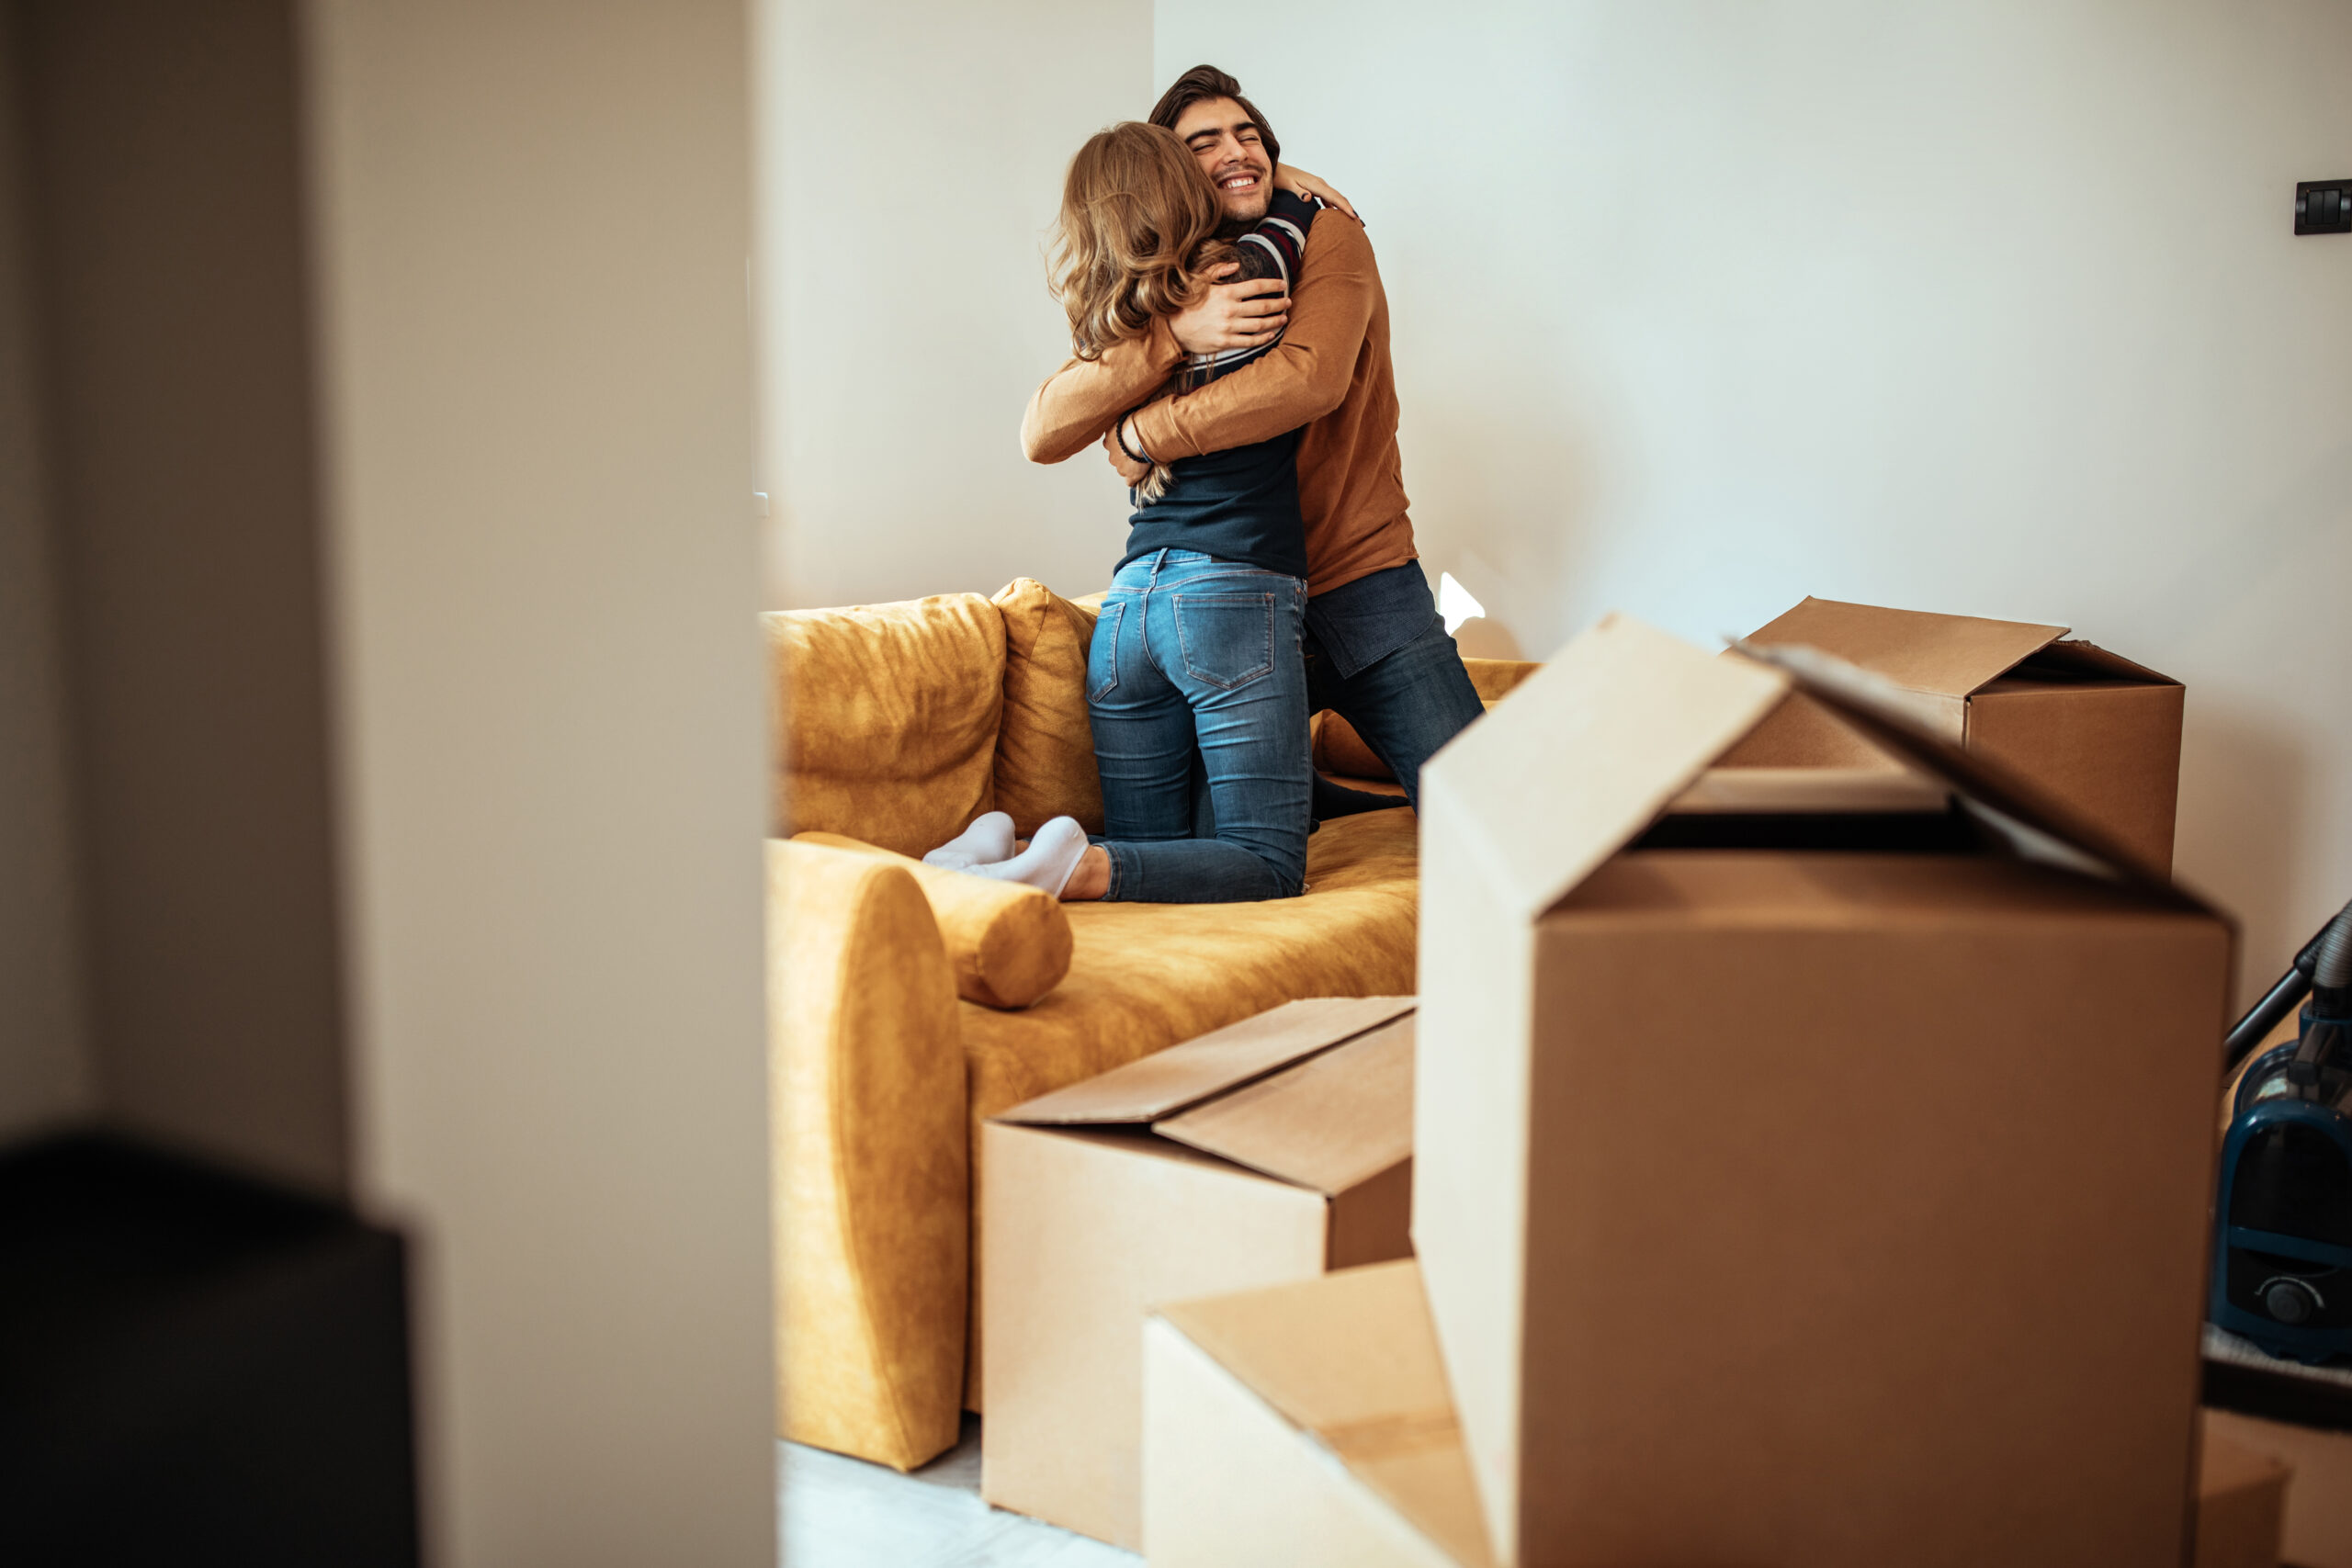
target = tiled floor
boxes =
[779,1416,1138,1568]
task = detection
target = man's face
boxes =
[1170,96,1272,223]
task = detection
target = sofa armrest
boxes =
[768,839,968,1471]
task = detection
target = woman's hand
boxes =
[1169,261,1288,355]
[1274,163,1361,224]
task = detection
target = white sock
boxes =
[922,811,1015,871]
[967,816,1089,897]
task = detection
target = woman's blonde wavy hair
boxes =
[1049,120,1237,364]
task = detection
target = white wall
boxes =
[760,0,1153,611]
[0,3,92,1144]
[17,0,351,1191]
[305,2,775,1562]
[1155,0,2352,997]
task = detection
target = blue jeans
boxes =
[1303,562,1486,815]
[1086,550,1311,902]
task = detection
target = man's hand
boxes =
[1102,416,1150,486]
[1274,163,1362,225]
[1170,261,1289,355]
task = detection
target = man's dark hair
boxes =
[1148,65,1280,171]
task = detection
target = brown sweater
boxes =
[1020,214,1416,596]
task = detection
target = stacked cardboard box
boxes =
[1143,1260,2290,1568]
[1136,611,2243,1565]
[981,997,1416,1548]
[1725,596,2184,868]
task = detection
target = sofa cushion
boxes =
[957,806,1419,1116]
[766,595,1005,856]
[794,831,1074,1010]
[956,806,1420,1407]
[989,578,1105,838]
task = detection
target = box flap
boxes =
[1747,596,2067,699]
[1158,1260,1495,1568]
[1154,1017,1415,1195]
[991,997,1415,1127]
[1419,613,1790,923]
[1733,640,2206,904]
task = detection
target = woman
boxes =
[928,122,1338,903]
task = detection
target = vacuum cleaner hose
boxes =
[2312,900,2352,992]
[2285,899,2352,1088]
[2223,896,2352,1071]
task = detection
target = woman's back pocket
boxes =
[1171,592,1275,691]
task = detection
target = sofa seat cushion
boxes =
[956,806,1421,1122]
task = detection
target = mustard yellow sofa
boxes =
[766,576,1530,1472]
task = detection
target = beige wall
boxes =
[0,3,93,1142]
[3,0,346,1184]
[759,0,1153,611]
[1154,0,2352,998]
[304,2,776,1562]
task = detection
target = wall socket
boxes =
[2295,180,2352,235]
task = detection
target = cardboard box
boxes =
[980,997,1417,1549]
[2205,1407,2352,1568]
[1142,1261,2290,1568]
[2196,1413,2296,1568]
[1724,596,2184,868]
[1415,614,2233,1567]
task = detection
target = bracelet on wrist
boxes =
[1115,416,1151,467]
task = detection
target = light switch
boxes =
[2295,179,2352,236]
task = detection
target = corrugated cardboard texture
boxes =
[1158,1017,1416,1193]
[1668,765,1946,815]
[1968,677,2184,870]
[1746,595,2064,700]
[1416,613,1790,924]
[1742,638,2189,895]
[1329,1160,1415,1270]
[1510,851,2230,1566]
[1143,1315,1466,1568]
[1149,1268,2281,1568]
[981,1125,1329,1548]
[1733,599,2185,868]
[1418,614,2226,1566]
[1416,615,1790,1556]
[1148,1261,1492,1568]
[982,1002,1418,1549]
[2196,1418,2293,1568]
[2205,1408,2352,1568]
[995,995,1413,1126]
[1719,687,1916,768]
[1411,797,1536,1548]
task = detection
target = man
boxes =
[1026,65,1486,816]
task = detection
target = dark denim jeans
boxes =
[1085,549,1312,902]
[1304,561,1486,813]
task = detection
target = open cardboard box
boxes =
[1414,613,2235,1567]
[980,997,1416,1549]
[1142,1260,2291,1568]
[1724,596,2185,868]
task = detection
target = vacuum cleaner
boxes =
[2211,897,2352,1364]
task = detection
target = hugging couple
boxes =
[923,65,1485,904]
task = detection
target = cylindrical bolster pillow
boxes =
[792,831,1073,1010]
